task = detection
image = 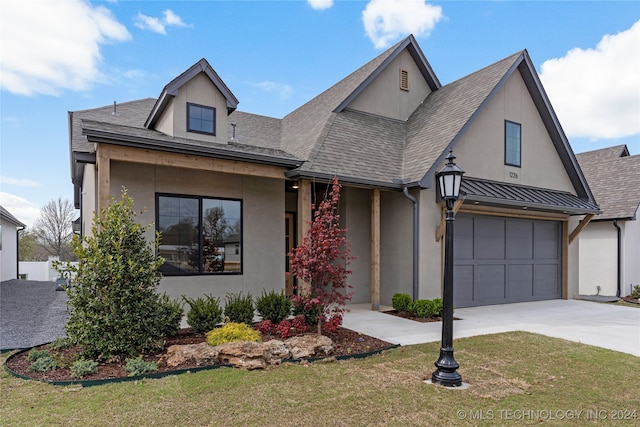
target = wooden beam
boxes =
[96,147,110,216]
[568,214,595,244]
[435,199,464,241]
[296,179,312,294]
[458,206,568,222]
[100,144,288,180]
[371,189,381,310]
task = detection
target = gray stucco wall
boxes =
[108,161,285,302]
[343,187,372,304]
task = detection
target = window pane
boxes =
[505,121,521,166]
[188,104,215,135]
[158,196,199,274]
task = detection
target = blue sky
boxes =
[1,0,639,227]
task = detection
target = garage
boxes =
[453,213,562,307]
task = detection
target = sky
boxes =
[1,0,639,228]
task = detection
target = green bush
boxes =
[183,294,223,333]
[224,292,255,324]
[431,298,444,316]
[125,356,158,377]
[48,337,72,350]
[157,294,183,337]
[255,289,292,323]
[29,355,58,372]
[27,349,51,362]
[57,189,174,361]
[291,296,321,326]
[206,322,262,346]
[71,359,99,378]
[392,293,413,312]
[410,299,437,318]
[630,285,640,299]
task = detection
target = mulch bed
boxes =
[621,296,640,305]
[4,327,393,383]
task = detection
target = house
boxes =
[576,145,640,297]
[68,35,600,308]
[1,206,26,281]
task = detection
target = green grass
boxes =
[2,331,639,426]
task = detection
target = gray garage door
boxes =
[453,214,562,307]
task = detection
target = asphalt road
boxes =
[0,280,69,351]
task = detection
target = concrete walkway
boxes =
[343,300,640,357]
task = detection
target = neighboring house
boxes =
[1,206,26,281]
[69,35,600,308]
[576,145,640,297]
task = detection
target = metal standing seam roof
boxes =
[461,177,601,215]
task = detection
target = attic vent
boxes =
[400,69,409,91]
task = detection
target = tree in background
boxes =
[34,198,76,260]
[18,228,48,261]
[288,177,354,334]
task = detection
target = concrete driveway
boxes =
[0,280,69,351]
[343,299,640,357]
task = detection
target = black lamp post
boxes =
[432,150,464,387]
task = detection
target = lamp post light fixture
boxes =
[432,150,465,387]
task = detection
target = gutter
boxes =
[613,220,622,297]
[402,187,419,301]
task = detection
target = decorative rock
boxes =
[264,339,291,365]
[285,334,335,359]
[159,342,220,368]
[215,341,269,370]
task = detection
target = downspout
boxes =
[613,220,621,297]
[16,224,25,280]
[403,187,419,301]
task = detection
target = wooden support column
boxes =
[296,179,312,294]
[96,146,111,216]
[435,199,464,241]
[371,189,381,310]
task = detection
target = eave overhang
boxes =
[460,177,601,216]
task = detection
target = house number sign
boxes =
[509,171,519,179]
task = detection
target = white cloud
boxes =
[0,0,131,96]
[540,20,640,140]
[0,192,41,228]
[308,0,334,11]
[362,0,442,49]
[255,81,294,100]
[0,176,41,187]
[134,9,191,35]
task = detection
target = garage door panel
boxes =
[454,265,474,307]
[455,216,474,260]
[507,264,533,298]
[534,264,560,297]
[475,217,505,259]
[507,221,533,259]
[476,264,506,300]
[534,222,560,259]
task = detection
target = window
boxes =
[187,103,216,135]
[157,194,241,275]
[505,120,521,167]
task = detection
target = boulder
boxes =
[264,339,291,365]
[215,341,270,370]
[159,342,220,368]
[285,334,335,359]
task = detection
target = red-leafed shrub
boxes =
[291,315,308,334]
[276,320,293,340]
[322,314,343,333]
[255,320,275,335]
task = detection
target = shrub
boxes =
[291,295,322,326]
[28,349,51,362]
[322,313,343,333]
[224,292,255,325]
[57,189,172,361]
[410,299,437,318]
[630,285,640,299]
[431,298,444,316]
[392,293,413,312]
[71,359,99,378]
[29,355,58,372]
[291,315,308,334]
[157,294,183,337]
[183,294,223,334]
[255,289,292,323]
[275,320,293,340]
[125,356,158,377]
[206,322,262,346]
[48,337,73,350]
[255,320,275,335]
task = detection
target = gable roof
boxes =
[576,145,640,220]
[145,58,239,129]
[0,206,25,228]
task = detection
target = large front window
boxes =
[157,194,241,275]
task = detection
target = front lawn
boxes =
[2,331,639,426]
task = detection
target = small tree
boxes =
[59,188,174,360]
[34,198,76,260]
[289,177,354,334]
